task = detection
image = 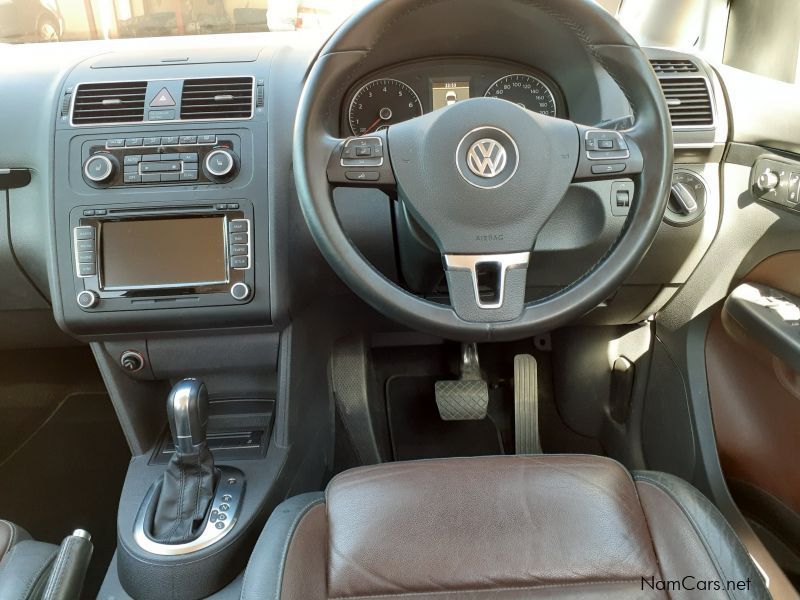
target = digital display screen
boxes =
[101,217,228,290]
[431,80,471,110]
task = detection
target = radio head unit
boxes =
[71,203,253,311]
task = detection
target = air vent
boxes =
[180,77,253,120]
[650,59,699,74]
[658,77,714,128]
[72,81,147,125]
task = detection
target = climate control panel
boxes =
[80,132,241,187]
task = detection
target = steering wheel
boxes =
[294,0,673,342]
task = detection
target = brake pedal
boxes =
[435,343,489,421]
[514,354,542,454]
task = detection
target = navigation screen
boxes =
[432,80,470,110]
[101,217,227,289]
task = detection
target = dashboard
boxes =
[0,26,728,347]
[341,57,567,136]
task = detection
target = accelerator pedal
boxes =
[514,354,542,454]
[435,343,489,421]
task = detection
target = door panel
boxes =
[707,253,800,587]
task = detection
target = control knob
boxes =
[230,282,252,302]
[83,153,117,184]
[203,148,238,182]
[757,169,780,192]
[77,290,99,309]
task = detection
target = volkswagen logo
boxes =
[467,139,508,178]
[456,127,519,189]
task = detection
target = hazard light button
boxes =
[150,88,175,107]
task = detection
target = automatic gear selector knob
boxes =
[167,378,209,455]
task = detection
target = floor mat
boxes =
[386,375,504,460]
[0,392,130,599]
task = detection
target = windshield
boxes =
[0,0,712,46]
[0,0,372,43]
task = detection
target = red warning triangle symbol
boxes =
[150,88,175,107]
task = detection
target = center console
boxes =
[48,49,305,600]
[52,81,271,335]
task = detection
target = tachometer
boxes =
[485,74,557,116]
[348,79,423,136]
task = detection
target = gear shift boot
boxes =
[149,379,216,544]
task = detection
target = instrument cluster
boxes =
[343,57,567,136]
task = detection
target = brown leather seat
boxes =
[241,455,770,600]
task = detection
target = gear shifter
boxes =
[150,379,217,544]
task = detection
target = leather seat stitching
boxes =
[628,478,669,592]
[19,547,58,600]
[327,577,650,600]
[635,477,738,600]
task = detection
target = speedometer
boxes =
[485,74,557,116]
[348,79,423,136]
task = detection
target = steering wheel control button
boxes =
[456,127,519,189]
[341,137,384,167]
[345,171,380,182]
[76,290,99,309]
[591,163,626,175]
[230,283,252,302]
[584,130,630,161]
[83,154,116,184]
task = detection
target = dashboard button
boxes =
[124,173,142,183]
[76,239,95,252]
[141,161,181,172]
[198,135,216,144]
[106,138,125,148]
[141,174,160,183]
[180,152,198,162]
[160,173,180,182]
[123,155,141,166]
[143,137,161,146]
[77,251,96,263]
[78,263,97,277]
[230,244,248,256]
[148,110,175,121]
[161,153,180,161]
[161,136,179,145]
[125,138,143,147]
[230,256,250,269]
[141,154,162,162]
[75,227,95,240]
[230,232,248,244]
[180,171,198,181]
[179,136,197,145]
[123,165,139,174]
[229,220,248,233]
